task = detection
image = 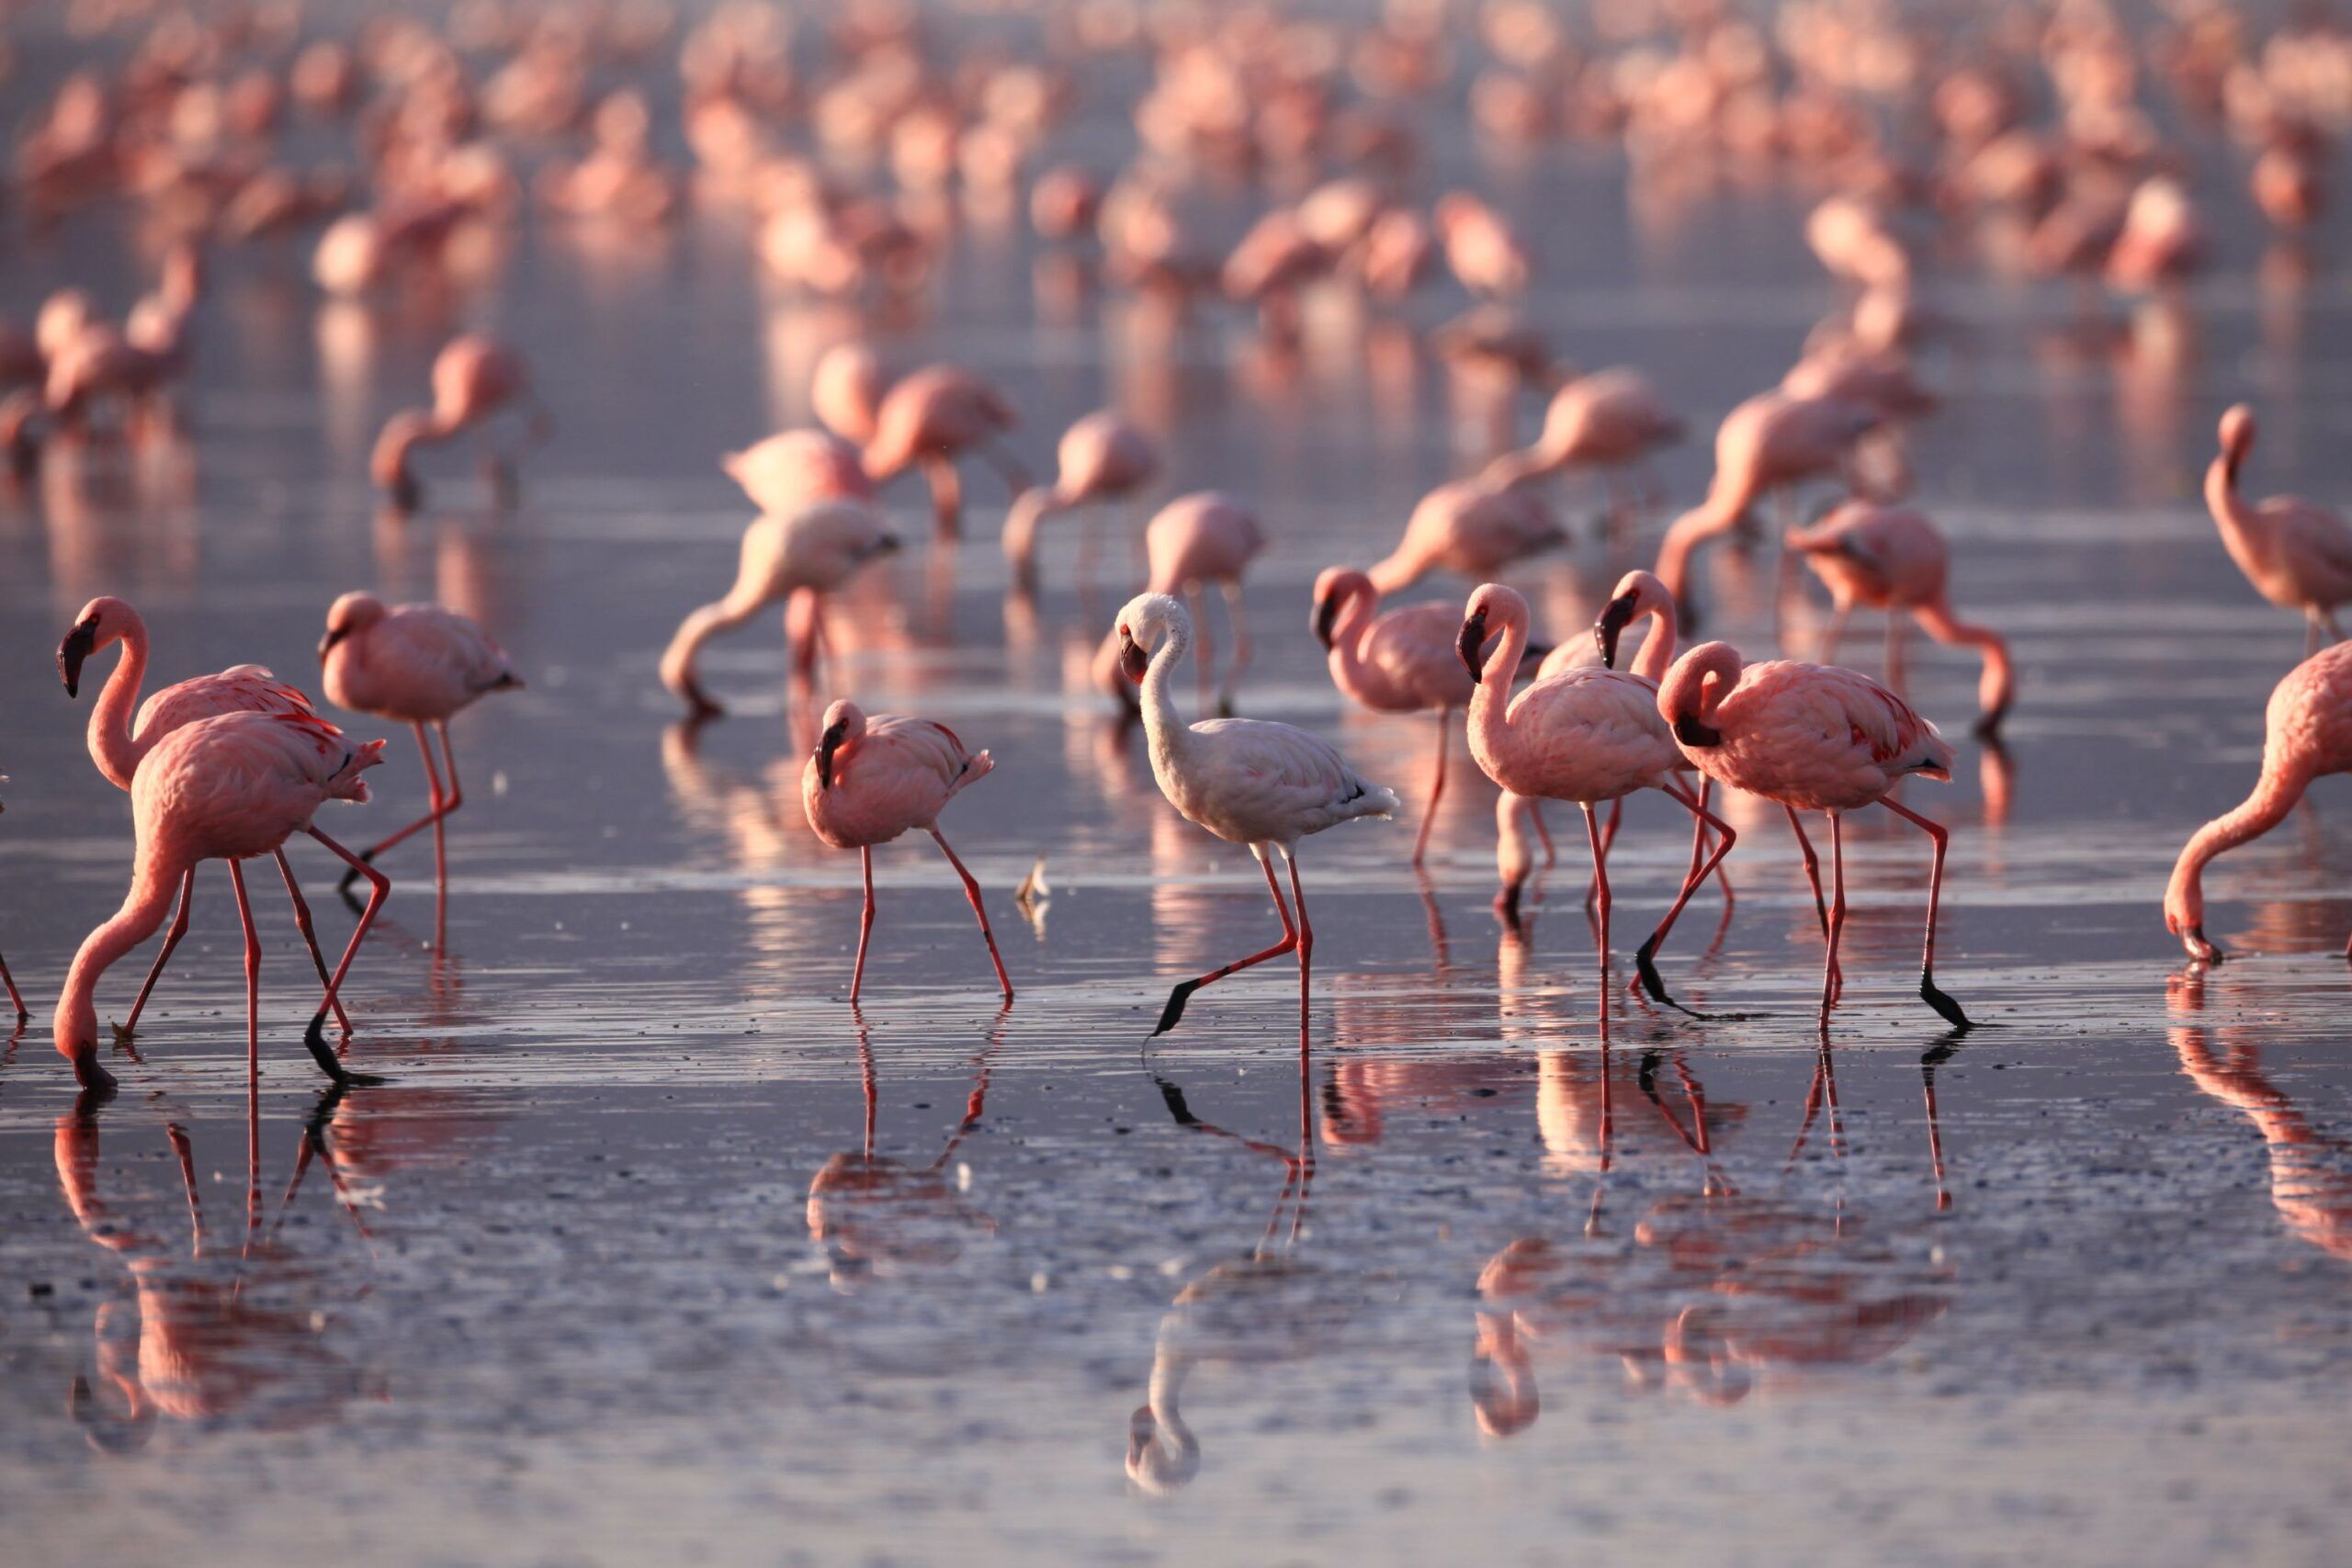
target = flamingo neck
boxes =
[2165,752,2310,933]
[55,857,184,1073]
[89,616,151,791]
[1633,596,1678,686]
[1913,598,2012,723]
[1324,589,1379,689]
[1465,608,1529,761]
[2205,448,2273,568]
[1001,485,1060,565]
[1138,619,1194,763]
[1364,550,1419,596]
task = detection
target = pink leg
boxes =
[1879,796,1972,1029]
[300,828,391,1087]
[850,845,876,1003]
[1218,581,1251,716]
[1186,582,1215,715]
[1586,795,1623,910]
[1785,805,1828,935]
[1283,847,1313,1035]
[0,945,20,1021]
[1151,852,1298,1036]
[1821,814,1847,1019]
[1633,781,1738,1008]
[227,859,262,1079]
[341,722,450,890]
[1412,708,1450,867]
[275,849,350,1034]
[1582,802,1611,984]
[1532,802,1556,867]
[928,826,1015,1003]
[923,456,962,538]
[121,865,197,1035]
[431,721,464,890]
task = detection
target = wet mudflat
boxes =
[4,31,2352,1568]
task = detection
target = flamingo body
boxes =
[722,429,873,513]
[2206,404,2352,641]
[1370,479,1563,593]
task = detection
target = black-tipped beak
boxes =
[1672,714,1723,749]
[1596,592,1636,671]
[815,720,847,788]
[58,617,96,698]
[1118,628,1150,683]
[317,626,349,662]
[1312,592,1340,649]
[1457,608,1489,682]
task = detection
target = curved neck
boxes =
[1655,500,1734,601]
[1325,589,1379,687]
[1913,599,2011,723]
[88,615,150,790]
[1138,619,1194,761]
[56,858,184,1071]
[1632,596,1678,685]
[1660,645,1738,729]
[1001,485,1061,566]
[1465,608,1529,760]
[2206,449,2271,565]
[1365,550,1419,596]
[2166,753,2310,925]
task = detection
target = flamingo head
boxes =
[1595,571,1669,671]
[2164,875,2223,964]
[369,410,434,509]
[1114,592,1182,683]
[2218,403,2256,479]
[1310,567,1374,649]
[1125,1402,1200,1493]
[1659,640,1742,749]
[58,596,135,697]
[318,592,388,661]
[814,700,866,789]
[1456,582,1526,684]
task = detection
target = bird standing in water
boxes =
[371,334,549,513]
[2203,403,2352,654]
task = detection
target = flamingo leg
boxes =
[1884,610,1908,692]
[980,436,1031,499]
[1283,847,1313,1033]
[1821,814,1847,1016]
[1412,707,1449,867]
[1186,582,1215,716]
[1586,795,1623,910]
[1879,795,1973,1028]
[927,826,1015,1003]
[433,720,463,889]
[1582,803,1611,984]
[0,945,21,1021]
[228,859,262,1080]
[1633,781,1739,1008]
[1819,604,1850,665]
[300,828,390,1088]
[923,456,963,538]
[1785,805,1829,935]
[1219,580,1251,716]
[340,722,450,891]
[1150,851,1298,1037]
[274,849,350,1034]
[1532,802,1556,867]
[850,845,876,1003]
[2308,604,2324,658]
[121,865,198,1036]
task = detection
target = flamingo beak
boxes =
[1118,627,1150,683]
[318,625,350,661]
[1673,714,1724,749]
[58,616,97,697]
[815,720,847,789]
[1456,608,1489,683]
[1312,591,1340,649]
[1596,592,1636,671]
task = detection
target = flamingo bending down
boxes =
[1098,492,1265,716]
[1313,568,1476,866]
[859,365,1029,538]
[59,596,361,1038]
[1368,478,1565,594]
[1659,641,1970,1027]
[1481,367,1684,525]
[0,777,22,1021]
[320,594,522,892]
[2205,404,2352,652]
[1002,411,1160,591]
[1458,581,1735,999]
[800,700,1013,1004]
[2165,642,2352,963]
[661,498,900,717]
[371,333,550,513]
[720,429,873,515]
[1785,502,2014,736]
[1116,592,1396,1036]
[54,710,391,1094]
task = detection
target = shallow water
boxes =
[6,19,2352,1568]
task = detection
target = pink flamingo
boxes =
[1115,592,1397,1037]
[860,365,1030,538]
[661,498,900,716]
[811,343,888,447]
[1312,568,1475,865]
[1368,478,1565,594]
[720,429,873,515]
[53,710,390,1094]
[1658,641,1970,1026]
[2205,404,2352,652]
[1481,367,1684,525]
[2165,642,2352,963]
[1099,492,1266,716]
[1434,192,1531,299]
[1655,389,1883,624]
[1001,410,1161,592]
[319,594,523,892]
[800,700,1013,1004]
[1785,502,2014,736]
[1458,581,1736,998]
[59,597,361,1038]
[371,333,550,513]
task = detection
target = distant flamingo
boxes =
[1312,567,1475,865]
[800,700,1013,1004]
[860,365,1029,538]
[2204,404,2352,652]
[59,596,356,1038]
[1659,641,1970,1026]
[661,498,900,716]
[1458,581,1735,998]
[1785,502,2014,736]
[320,593,523,892]
[1115,592,1396,1035]
[2165,642,2352,963]
[1434,192,1531,299]
[372,334,549,513]
[1368,477,1565,593]
[1001,410,1160,591]
[1481,367,1684,525]
[53,710,390,1093]
[1099,492,1266,716]
[720,429,873,514]
[811,342,888,446]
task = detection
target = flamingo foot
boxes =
[304,1011,389,1088]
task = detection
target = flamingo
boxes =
[811,342,888,446]
[1434,191,1531,299]
[719,429,873,515]
[859,365,1029,538]
[58,596,361,1039]
[1097,492,1266,716]
[2204,404,2352,652]
[1312,567,1475,866]
[1457,581,1736,998]
[1480,367,1685,526]
[661,498,900,716]
[2165,642,2352,964]
[800,700,1013,1004]
[54,710,390,1094]
[1785,502,2014,736]
[1001,411,1161,592]
[319,593,523,892]
[1658,640,1970,1026]
[1114,592,1397,1036]
[371,333,550,513]
[1367,477,1565,594]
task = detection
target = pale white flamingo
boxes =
[2205,403,2352,652]
[1114,592,1396,1035]
[800,700,1013,1004]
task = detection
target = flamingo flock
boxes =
[5,0,2352,1114]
